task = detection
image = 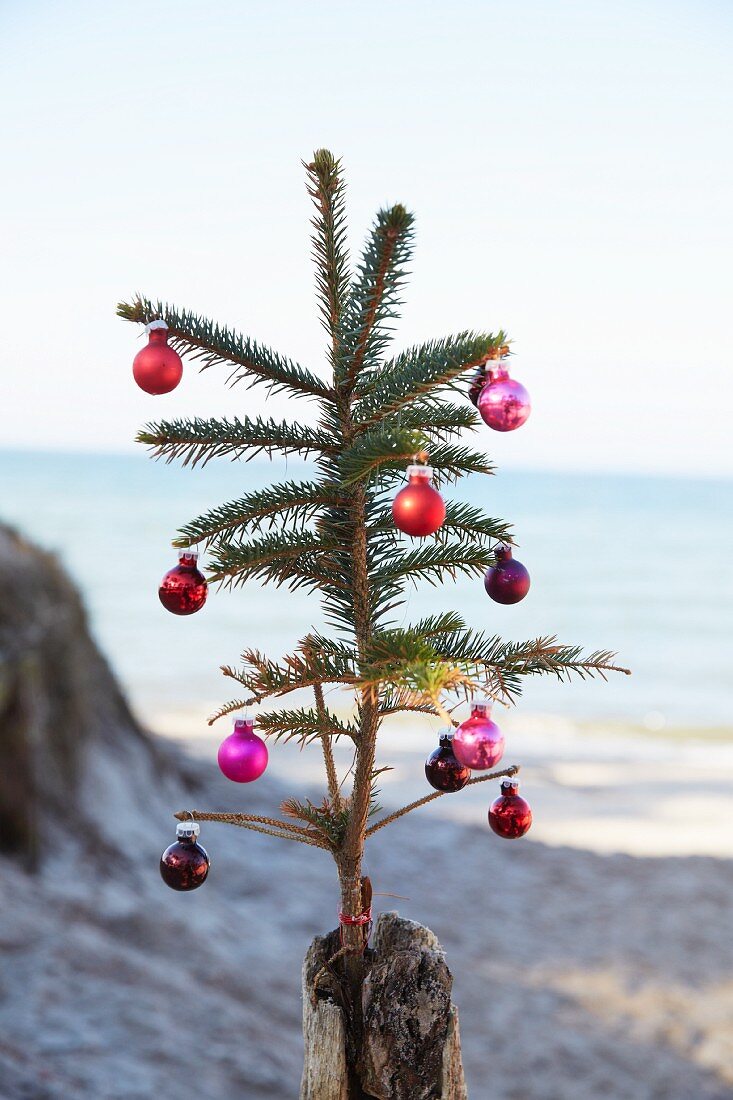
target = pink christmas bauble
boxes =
[453,700,505,770]
[217,718,268,783]
[477,362,530,432]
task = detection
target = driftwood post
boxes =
[301,913,467,1099]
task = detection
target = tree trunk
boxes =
[301,912,468,1099]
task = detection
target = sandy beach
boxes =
[2,719,731,1100]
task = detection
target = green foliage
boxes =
[137,415,336,466]
[173,479,339,547]
[336,204,415,389]
[353,331,508,422]
[121,149,629,791]
[117,295,332,401]
[305,150,350,365]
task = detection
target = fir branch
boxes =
[281,796,350,848]
[372,541,494,589]
[354,331,508,423]
[173,810,330,849]
[137,416,336,467]
[339,431,494,487]
[305,150,350,364]
[255,705,359,746]
[429,632,631,703]
[339,424,427,485]
[117,295,333,401]
[369,501,514,546]
[222,644,357,704]
[377,400,480,441]
[337,204,415,390]
[206,531,344,591]
[365,765,521,835]
[172,480,341,548]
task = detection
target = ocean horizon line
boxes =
[2,445,731,486]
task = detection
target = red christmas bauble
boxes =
[488,779,532,839]
[484,545,530,605]
[477,361,530,432]
[133,321,183,395]
[159,550,208,615]
[425,731,471,792]
[160,822,210,890]
[392,465,446,537]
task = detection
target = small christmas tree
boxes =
[119,150,628,1096]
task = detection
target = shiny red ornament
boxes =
[132,320,183,395]
[484,544,530,605]
[488,778,532,839]
[477,360,531,432]
[392,465,446,537]
[453,698,505,770]
[160,820,210,890]
[425,730,471,792]
[159,549,208,615]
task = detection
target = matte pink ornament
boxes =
[453,699,505,770]
[477,360,531,432]
[217,718,268,783]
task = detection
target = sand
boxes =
[1,723,732,1100]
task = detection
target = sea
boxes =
[1,449,731,736]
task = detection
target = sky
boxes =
[0,0,731,476]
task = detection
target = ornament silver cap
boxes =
[146,319,169,333]
[406,464,433,479]
[176,820,201,840]
[471,695,492,712]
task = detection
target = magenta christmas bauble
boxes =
[477,361,530,432]
[159,550,208,615]
[133,320,183,395]
[160,821,210,891]
[424,731,471,792]
[488,778,532,839]
[392,465,446,537]
[453,699,505,770]
[217,717,269,783]
[484,545,530,605]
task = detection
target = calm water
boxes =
[1,449,731,731]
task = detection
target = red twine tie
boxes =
[338,906,373,951]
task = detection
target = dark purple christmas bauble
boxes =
[484,545,530,605]
[160,821,210,891]
[488,779,532,839]
[425,731,471,792]
[159,550,208,615]
[468,363,488,407]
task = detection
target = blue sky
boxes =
[1,0,730,475]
